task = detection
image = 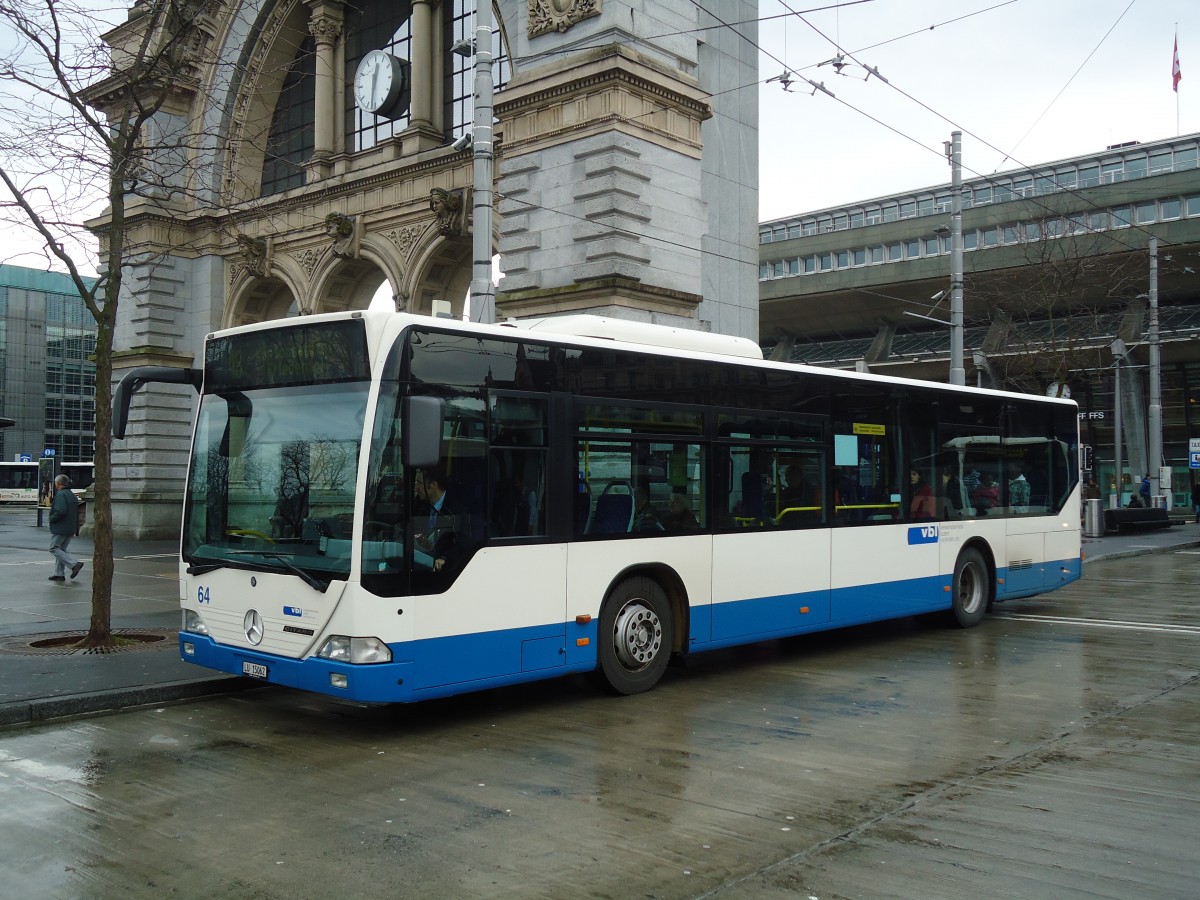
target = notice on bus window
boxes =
[853,423,886,436]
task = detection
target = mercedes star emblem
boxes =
[243,609,264,645]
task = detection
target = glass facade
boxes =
[760,190,1200,281]
[0,265,97,463]
[1076,362,1200,508]
[761,134,1200,245]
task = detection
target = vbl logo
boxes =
[907,525,940,545]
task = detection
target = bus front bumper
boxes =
[179,633,414,703]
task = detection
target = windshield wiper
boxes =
[187,562,226,576]
[228,550,331,593]
[186,555,229,576]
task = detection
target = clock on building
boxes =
[1045,382,1072,399]
[354,50,410,118]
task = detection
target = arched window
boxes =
[261,37,316,197]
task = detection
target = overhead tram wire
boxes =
[997,0,1137,168]
[767,0,1176,255]
[461,2,1185,306]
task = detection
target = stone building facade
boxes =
[91,1,759,537]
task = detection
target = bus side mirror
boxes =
[404,396,443,468]
[113,366,201,439]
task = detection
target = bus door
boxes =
[712,414,831,642]
[567,401,711,651]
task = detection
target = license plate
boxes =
[242,661,268,679]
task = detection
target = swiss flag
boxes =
[1173,36,1182,92]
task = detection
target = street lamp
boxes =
[1111,337,1127,506]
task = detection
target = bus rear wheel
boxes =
[949,547,989,628]
[596,576,673,695]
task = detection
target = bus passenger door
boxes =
[711,440,831,641]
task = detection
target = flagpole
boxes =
[1174,27,1182,135]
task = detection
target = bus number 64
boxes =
[197,586,211,604]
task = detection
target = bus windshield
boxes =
[182,320,372,580]
[183,382,368,578]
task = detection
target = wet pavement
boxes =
[0,530,1196,897]
[0,501,1197,725]
[0,506,247,725]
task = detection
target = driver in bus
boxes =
[415,467,473,573]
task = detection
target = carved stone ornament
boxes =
[430,187,469,237]
[325,212,360,259]
[235,233,270,277]
[529,0,601,38]
[386,224,423,261]
[308,12,343,46]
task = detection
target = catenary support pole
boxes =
[949,131,965,386]
[470,1,495,324]
[1148,237,1163,503]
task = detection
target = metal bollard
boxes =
[1084,497,1104,538]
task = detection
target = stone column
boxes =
[401,0,444,154]
[306,0,344,178]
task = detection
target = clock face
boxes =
[355,50,402,116]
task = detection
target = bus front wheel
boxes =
[596,576,673,695]
[949,547,989,628]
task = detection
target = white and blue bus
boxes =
[0,460,95,504]
[115,311,1081,703]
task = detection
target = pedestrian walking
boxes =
[47,474,84,582]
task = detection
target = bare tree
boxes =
[0,0,217,647]
[967,218,1148,394]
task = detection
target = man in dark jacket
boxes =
[48,474,84,582]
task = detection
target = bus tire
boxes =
[596,576,673,695]
[949,547,989,628]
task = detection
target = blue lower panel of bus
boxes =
[179,557,1081,703]
[705,575,947,650]
[996,555,1081,600]
[179,624,599,704]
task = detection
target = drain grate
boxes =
[0,629,175,656]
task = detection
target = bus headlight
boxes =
[182,609,209,636]
[316,635,392,664]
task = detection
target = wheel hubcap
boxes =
[613,600,663,671]
[959,563,983,614]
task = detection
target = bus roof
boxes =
[506,315,764,360]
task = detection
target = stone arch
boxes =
[309,255,390,315]
[219,0,312,205]
[357,233,409,309]
[405,228,473,318]
[226,273,301,328]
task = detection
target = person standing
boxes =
[48,474,84,582]
[1192,480,1200,524]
